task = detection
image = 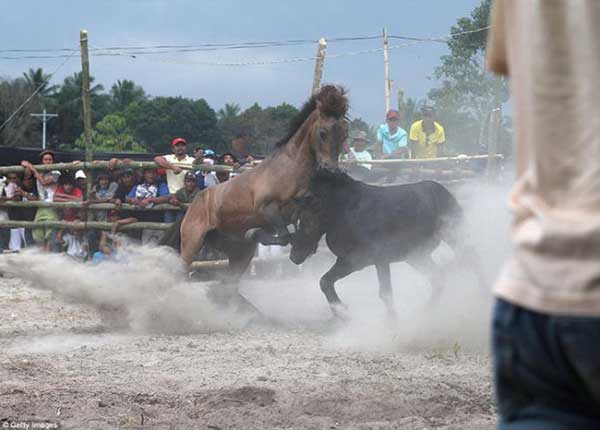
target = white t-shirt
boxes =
[37,170,60,203]
[163,154,194,194]
[488,0,600,315]
[350,148,373,170]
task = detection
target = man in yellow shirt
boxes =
[409,106,446,159]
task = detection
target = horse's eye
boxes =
[319,129,328,140]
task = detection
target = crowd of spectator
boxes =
[0,106,446,259]
[0,137,255,261]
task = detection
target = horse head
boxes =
[309,85,349,171]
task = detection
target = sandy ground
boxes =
[0,182,507,429]
[0,258,497,430]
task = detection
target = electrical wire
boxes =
[0,48,78,132]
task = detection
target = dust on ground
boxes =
[0,267,496,430]
[0,181,507,429]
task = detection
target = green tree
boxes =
[217,102,299,155]
[217,103,241,121]
[74,113,145,152]
[427,0,510,155]
[22,68,58,100]
[0,77,42,147]
[51,72,106,147]
[125,96,221,153]
[110,79,146,112]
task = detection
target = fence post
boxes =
[487,107,501,179]
[311,38,327,95]
[80,29,93,199]
[383,27,392,113]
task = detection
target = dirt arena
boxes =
[0,184,507,429]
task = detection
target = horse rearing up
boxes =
[287,169,486,318]
[176,86,348,281]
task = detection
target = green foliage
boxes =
[51,72,106,147]
[0,77,43,147]
[217,102,299,155]
[124,96,221,153]
[427,0,511,155]
[110,79,146,112]
[74,113,145,152]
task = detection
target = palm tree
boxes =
[110,79,146,112]
[22,68,58,99]
[217,103,241,121]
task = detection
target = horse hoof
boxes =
[330,304,350,321]
[244,228,260,242]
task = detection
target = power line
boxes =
[0,48,78,133]
[0,27,488,60]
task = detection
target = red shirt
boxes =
[55,186,83,221]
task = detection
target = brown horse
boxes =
[167,85,348,300]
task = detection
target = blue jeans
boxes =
[492,298,600,430]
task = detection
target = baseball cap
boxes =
[75,170,87,179]
[386,110,400,120]
[172,137,187,146]
[204,149,216,157]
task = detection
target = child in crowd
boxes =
[170,171,200,221]
[126,167,169,244]
[91,209,136,263]
[88,172,118,222]
[54,175,86,259]
[0,173,28,251]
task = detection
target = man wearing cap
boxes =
[375,110,409,159]
[154,138,195,195]
[409,106,446,159]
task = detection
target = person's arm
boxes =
[154,155,182,174]
[150,182,171,205]
[486,0,508,76]
[54,188,83,202]
[126,185,141,205]
[389,132,409,158]
[374,126,384,159]
[408,122,419,159]
[14,187,38,201]
[436,125,447,157]
[20,161,57,186]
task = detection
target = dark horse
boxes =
[161,86,349,307]
[286,169,486,317]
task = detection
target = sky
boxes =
[0,0,483,126]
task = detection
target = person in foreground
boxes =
[487,1,600,429]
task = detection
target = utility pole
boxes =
[383,28,392,113]
[80,29,93,198]
[311,38,327,95]
[30,109,58,150]
[487,107,501,179]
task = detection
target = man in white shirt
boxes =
[154,137,195,222]
[154,138,195,195]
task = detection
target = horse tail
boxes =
[159,217,183,251]
[429,181,488,291]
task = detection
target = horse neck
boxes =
[282,111,318,172]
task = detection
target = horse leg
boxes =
[320,258,355,319]
[375,263,397,319]
[407,255,445,307]
[246,202,292,246]
[179,217,209,266]
[224,242,264,319]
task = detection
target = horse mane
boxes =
[275,85,349,148]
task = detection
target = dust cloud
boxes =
[0,244,253,334]
[0,181,511,353]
